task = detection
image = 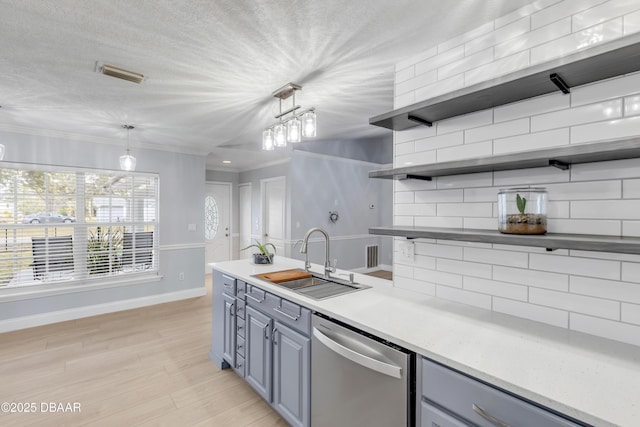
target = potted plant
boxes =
[242,239,276,264]
[498,188,547,235]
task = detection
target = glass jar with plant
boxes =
[498,188,547,235]
[241,239,276,264]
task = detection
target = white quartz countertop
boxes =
[210,258,640,427]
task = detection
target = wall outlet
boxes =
[179,272,185,281]
[399,241,414,261]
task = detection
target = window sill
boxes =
[0,272,163,302]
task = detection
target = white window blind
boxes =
[0,164,159,289]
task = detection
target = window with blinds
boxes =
[0,164,159,289]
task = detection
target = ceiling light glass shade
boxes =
[0,144,4,160]
[119,152,136,171]
[274,123,287,147]
[262,128,275,150]
[302,111,316,137]
[287,117,301,143]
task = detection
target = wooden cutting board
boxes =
[256,269,312,283]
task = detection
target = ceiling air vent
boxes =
[96,62,145,84]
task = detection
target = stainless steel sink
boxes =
[254,269,370,300]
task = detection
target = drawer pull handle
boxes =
[274,307,300,321]
[246,293,265,303]
[472,404,512,427]
[229,302,235,315]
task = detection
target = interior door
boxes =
[239,183,252,259]
[205,182,231,272]
[262,177,286,256]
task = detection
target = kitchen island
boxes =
[210,257,640,427]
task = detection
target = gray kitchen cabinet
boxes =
[245,304,273,402]
[222,292,236,367]
[420,357,586,427]
[273,321,310,427]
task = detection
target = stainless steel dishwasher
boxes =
[311,313,415,427]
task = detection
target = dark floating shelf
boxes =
[370,33,640,131]
[369,137,640,180]
[369,226,640,255]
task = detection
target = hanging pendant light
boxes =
[119,124,136,171]
[262,128,275,150]
[302,110,316,137]
[287,116,301,142]
[273,123,287,147]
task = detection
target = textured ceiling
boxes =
[0,0,535,171]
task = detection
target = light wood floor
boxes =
[0,275,287,427]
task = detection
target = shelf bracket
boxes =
[549,159,570,170]
[550,73,570,94]
[407,114,433,127]
[546,248,556,252]
[394,174,432,181]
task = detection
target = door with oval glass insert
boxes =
[205,182,231,272]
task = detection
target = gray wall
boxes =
[0,130,205,323]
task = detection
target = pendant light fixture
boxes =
[119,124,136,171]
[262,83,316,150]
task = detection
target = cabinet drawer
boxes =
[234,355,245,378]
[237,317,245,338]
[222,274,236,295]
[237,299,246,319]
[271,298,311,336]
[246,284,268,306]
[237,280,245,298]
[236,335,245,358]
[421,358,583,427]
[421,401,468,427]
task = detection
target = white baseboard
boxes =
[0,287,206,333]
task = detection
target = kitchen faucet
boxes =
[300,227,335,278]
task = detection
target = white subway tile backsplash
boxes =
[493,128,570,154]
[437,141,493,163]
[408,255,437,270]
[546,219,621,235]
[547,201,570,218]
[571,71,640,107]
[395,65,415,84]
[394,216,414,226]
[395,141,415,156]
[571,200,640,219]
[438,202,493,218]
[465,17,530,56]
[622,261,640,283]
[531,0,609,29]
[465,51,531,87]
[530,288,620,319]
[415,74,466,104]
[493,298,568,328]
[414,267,463,288]
[494,92,570,123]
[395,125,437,144]
[463,217,497,230]
[438,240,492,249]
[415,189,463,203]
[395,191,415,204]
[464,187,500,202]
[621,302,640,325]
[394,276,436,296]
[530,253,620,280]
[623,179,640,198]
[464,246,528,268]
[437,110,493,136]
[493,265,569,291]
[573,0,640,31]
[546,180,621,200]
[625,8,640,34]
[396,70,438,95]
[415,216,463,228]
[532,99,622,132]
[465,118,530,144]
[464,276,528,301]
[438,48,494,81]
[394,203,436,217]
[437,22,495,54]
[393,263,414,279]
[571,275,640,303]
[568,249,640,263]
[496,17,571,59]
[395,178,437,192]
[437,172,493,189]
[396,46,437,72]
[530,20,623,64]
[571,157,640,181]
[624,95,640,117]
[415,132,464,152]
[415,242,463,260]
[570,313,640,347]
[395,150,436,168]
[436,285,492,310]
[395,91,415,109]
[437,258,492,279]
[494,166,570,186]
[623,221,640,236]
[415,46,465,76]
[495,0,563,28]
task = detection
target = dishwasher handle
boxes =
[313,327,402,379]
